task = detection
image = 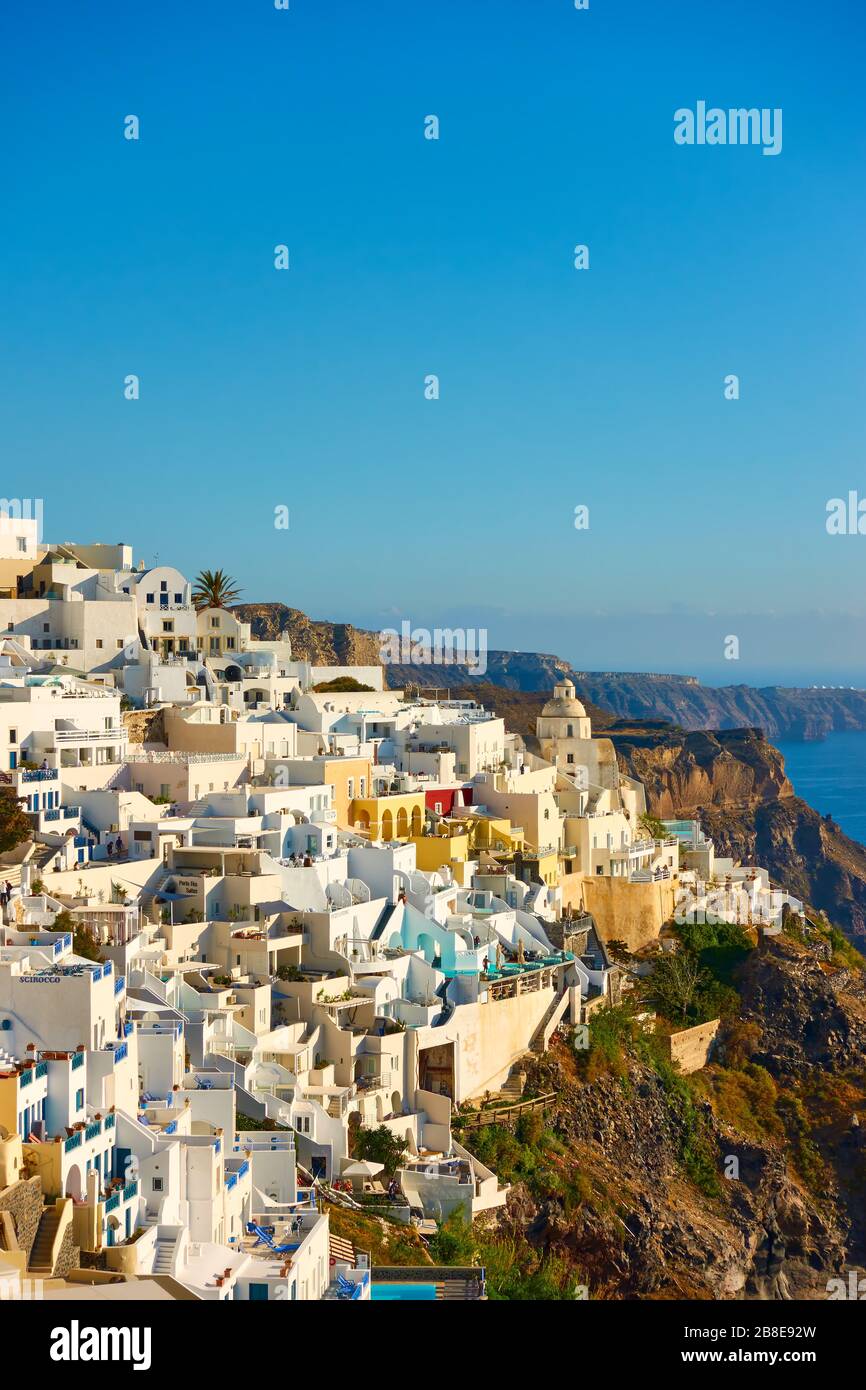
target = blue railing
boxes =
[35,1061,48,1079]
[104,1193,119,1212]
[64,1131,82,1153]
[164,1119,177,1134]
[111,1042,128,1064]
[85,1121,101,1142]
[19,1068,33,1088]
[71,1052,84,1070]
[123,1180,138,1201]
[104,1113,116,1130]
[124,1019,134,1037]
[114,976,125,995]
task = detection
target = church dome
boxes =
[540,678,587,720]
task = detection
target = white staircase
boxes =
[152,1237,176,1274]
[151,1224,182,1276]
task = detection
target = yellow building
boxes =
[314,756,373,828]
[451,813,525,856]
[348,791,425,841]
[409,829,471,884]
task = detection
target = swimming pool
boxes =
[371,1282,437,1301]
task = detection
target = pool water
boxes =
[371,1282,437,1301]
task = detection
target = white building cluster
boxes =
[0,524,799,1302]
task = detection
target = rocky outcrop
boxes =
[232,604,382,668]
[613,726,793,815]
[384,651,574,693]
[738,934,866,1079]
[572,673,866,741]
[492,1045,847,1300]
[122,708,166,745]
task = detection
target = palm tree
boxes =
[191,568,242,612]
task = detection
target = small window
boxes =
[9,730,16,744]
[17,537,26,553]
[95,639,104,649]
[152,1176,164,1193]
[43,623,49,633]
[174,593,182,604]
[75,1088,84,1111]
[162,621,174,633]
[116,640,123,649]
[146,593,154,604]
[160,581,167,592]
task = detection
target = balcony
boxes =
[356,1070,393,1093]
[54,727,128,744]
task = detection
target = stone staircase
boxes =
[499,1066,527,1100]
[29,1203,63,1275]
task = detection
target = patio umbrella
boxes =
[340,1159,384,1181]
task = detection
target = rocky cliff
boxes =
[232,603,382,667]
[572,673,866,741]
[612,725,794,816]
[479,929,866,1300]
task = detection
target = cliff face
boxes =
[232,604,382,667]
[383,651,574,693]
[572,673,866,741]
[613,726,793,816]
[484,933,866,1299]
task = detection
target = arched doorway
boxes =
[396,808,409,838]
[381,810,393,841]
[410,806,422,835]
[65,1163,83,1201]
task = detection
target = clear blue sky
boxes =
[2,0,865,684]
